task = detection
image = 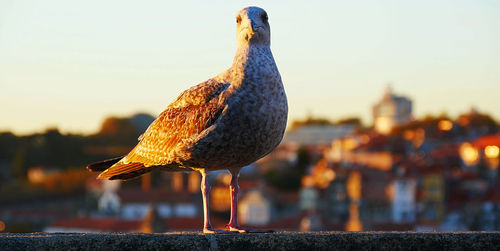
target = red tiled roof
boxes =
[472,134,500,148]
[118,188,194,203]
[49,217,140,232]
[165,217,203,230]
[9,209,70,219]
[49,214,306,232]
[49,216,216,232]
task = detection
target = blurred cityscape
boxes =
[1,86,500,233]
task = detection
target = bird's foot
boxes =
[228,226,274,233]
[203,227,234,234]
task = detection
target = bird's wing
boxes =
[98,79,229,179]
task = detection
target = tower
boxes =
[372,85,413,134]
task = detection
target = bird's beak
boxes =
[251,20,257,32]
[241,18,254,35]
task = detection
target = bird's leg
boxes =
[200,170,231,234]
[227,170,273,233]
[227,171,241,231]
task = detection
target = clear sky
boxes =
[1,0,499,135]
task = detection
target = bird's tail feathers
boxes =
[86,156,123,172]
[97,161,152,180]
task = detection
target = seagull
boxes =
[87,6,287,234]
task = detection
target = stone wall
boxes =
[1,232,499,251]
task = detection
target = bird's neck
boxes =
[232,44,270,66]
[224,44,274,87]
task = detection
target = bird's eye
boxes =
[236,16,242,24]
[261,13,268,22]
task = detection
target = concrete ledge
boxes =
[1,232,499,251]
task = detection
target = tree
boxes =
[264,146,311,191]
[337,117,363,127]
[291,117,333,130]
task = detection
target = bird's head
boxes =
[236,7,270,47]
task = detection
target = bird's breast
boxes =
[207,78,287,169]
[187,48,287,170]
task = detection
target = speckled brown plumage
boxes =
[88,6,287,233]
[91,7,287,182]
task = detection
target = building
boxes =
[281,124,355,148]
[392,178,417,223]
[373,86,413,134]
[98,180,121,214]
[239,189,272,226]
[420,173,445,223]
[325,134,394,171]
[117,188,198,220]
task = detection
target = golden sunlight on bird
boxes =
[86,6,287,234]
